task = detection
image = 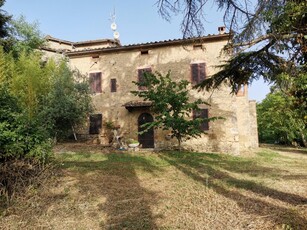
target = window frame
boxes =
[140,50,149,55]
[89,114,102,134]
[89,72,102,93]
[193,109,209,131]
[191,63,206,85]
[110,78,117,92]
[138,68,152,90]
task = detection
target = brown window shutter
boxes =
[200,109,209,131]
[138,68,151,90]
[95,72,102,93]
[191,63,206,84]
[89,72,102,93]
[138,69,144,90]
[111,78,117,92]
[191,64,199,85]
[199,63,206,82]
[89,73,95,93]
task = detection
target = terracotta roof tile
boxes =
[66,33,231,55]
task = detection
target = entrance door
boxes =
[138,113,154,148]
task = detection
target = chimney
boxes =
[218,26,226,35]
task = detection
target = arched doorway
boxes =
[138,113,154,148]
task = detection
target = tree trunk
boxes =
[71,124,77,141]
[53,134,57,145]
[301,132,307,147]
[177,137,182,151]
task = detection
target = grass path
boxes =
[1,144,307,229]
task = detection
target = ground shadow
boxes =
[260,144,307,155]
[158,152,307,228]
[12,153,162,229]
[67,153,160,229]
[272,147,307,155]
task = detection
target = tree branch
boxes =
[229,33,305,50]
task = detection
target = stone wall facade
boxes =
[44,33,258,154]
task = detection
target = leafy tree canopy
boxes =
[9,16,46,56]
[0,47,93,160]
[0,0,44,54]
[257,90,306,146]
[132,71,221,149]
[42,62,93,139]
[0,8,92,146]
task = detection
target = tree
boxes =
[257,89,306,146]
[0,0,14,53]
[156,0,306,147]
[9,16,45,56]
[0,0,11,38]
[9,51,51,120]
[0,8,92,203]
[257,71,307,146]
[132,71,221,149]
[42,61,93,140]
[0,85,22,159]
[156,0,306,92]
[0,48,49,160]
[0,47,93,159]
[0,8,93,155]
[0,0,45,55]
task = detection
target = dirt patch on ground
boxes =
[1,143,306,229]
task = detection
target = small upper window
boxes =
[138,68,151,90]
[91,55,99,63]
[191,63,206,85]
[89,72,102,93]
[111,78,117,92]
[193,44,203,50]
[141,50,149,55]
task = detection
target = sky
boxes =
[3,0,270,102]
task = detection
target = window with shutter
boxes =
[89,114,102,134]
[111,78,117,92]
[193,109,209,131]
[191,63,206,85]
[138,68,151,90]
[89,72,102,93]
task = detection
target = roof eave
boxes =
[66,34,231,57]
[74,39,121,47]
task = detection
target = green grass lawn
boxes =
[1,145,307,229]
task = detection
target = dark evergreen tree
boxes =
[0,0,10,38]
[156,0,307,91]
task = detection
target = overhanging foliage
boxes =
[132,71,222,148]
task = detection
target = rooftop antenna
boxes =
[110,9,120,40]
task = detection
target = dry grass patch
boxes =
[1,144,306,229]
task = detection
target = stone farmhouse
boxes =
[42,27,258,154]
